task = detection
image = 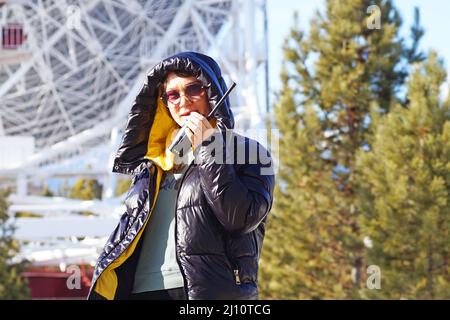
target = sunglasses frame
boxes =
[160,81,209,107]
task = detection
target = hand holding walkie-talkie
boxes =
[168,82,236,156]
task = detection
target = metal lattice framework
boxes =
[0,0,268,266]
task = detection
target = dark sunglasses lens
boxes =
[166,91,180,102]
[186,83,203,96]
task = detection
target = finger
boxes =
[189,112,208,126]
[185,125,204,149]
[185,118,201,135]
[190,112,211,130]
[187,115,206,133]
[189,111,203,120]
[187,114,202,126]
[186,117,208,149]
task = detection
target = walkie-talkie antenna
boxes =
[206,82,236,119]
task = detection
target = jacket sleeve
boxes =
[194,133,275,235]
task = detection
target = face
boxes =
[163,72,211,127]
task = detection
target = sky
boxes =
[267,0,450,104]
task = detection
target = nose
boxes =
[179,94,193,108]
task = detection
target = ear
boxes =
[157,83,164,96]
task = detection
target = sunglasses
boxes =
[160,82,207,107]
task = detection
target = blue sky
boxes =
[267,0,450,102]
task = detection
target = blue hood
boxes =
[112,51,234,175]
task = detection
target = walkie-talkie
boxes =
[168,82,236,156]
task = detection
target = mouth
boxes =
[180,110,192,117]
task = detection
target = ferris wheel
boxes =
[0,0,268,268]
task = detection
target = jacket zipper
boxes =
[224,238,241,285]
[89,164,156,298]
[234,269,241,285]
[173,159,242,298]
[174,162,194,300]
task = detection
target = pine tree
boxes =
[0,188,30,299]
[260,0,423,299]
[69,178,103,200]
[68,178,103,216]
[41,185,54,197]
[356,51,450,299]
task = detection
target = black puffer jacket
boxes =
[88,52,275,300]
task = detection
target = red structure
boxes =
[2,23,26,49]
[21,265,93,300]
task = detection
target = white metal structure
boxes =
[0,0,268,267]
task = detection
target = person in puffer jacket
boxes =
[88,51,275,300]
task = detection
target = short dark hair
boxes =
[162,70,200,89]
[158,70,202,103]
